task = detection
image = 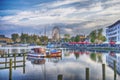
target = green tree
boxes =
[40,36,48,45]
[64,34,70,42]
[11,33,19,43]
[89,28,106,43]
[89,30,96,43]
[20,33,29,43]
[74,35,80,42]
[70,37,75,42]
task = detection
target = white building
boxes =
[106,52,120,74]
[106,20,120,42]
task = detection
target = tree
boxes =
[40,36,48,45]
[11,33,19,43]
[89,30,96,43]
[89,28,106,43]
[20,33,29,43]
[64,34,70,42]
[74,35,80,42]
[70,37,75,42]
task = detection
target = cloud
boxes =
[0,0,120,36]
[35,0,87,9]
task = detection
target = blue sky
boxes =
[0,0,120,37]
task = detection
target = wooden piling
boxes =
[23,66,25,74]
[1,54,4,57]
[57,74,63,80]
[23,53,25,66]
[18,53,21,56]
[9,59,12,80]
[8,49,10,57]
[102,64,105,80]
[86,68,89,80]
[14,53,16,69]
[5,54,7,68]
[114,60,116,80]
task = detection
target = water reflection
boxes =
[90,53,103,63]
[0,49,120,80]
[31,59,46,65]
[106,52,120,75]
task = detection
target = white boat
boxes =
[27,48,46,59]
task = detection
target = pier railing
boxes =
[0,53,26,80]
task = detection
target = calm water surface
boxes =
[0,49,120,80]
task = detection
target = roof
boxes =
[107,20,120,28]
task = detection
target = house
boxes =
[0,35,13,44]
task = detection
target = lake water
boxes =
[0,49,120,80]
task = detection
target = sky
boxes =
[0,0,120,38]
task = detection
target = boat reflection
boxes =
[48,57,62,63]
[27,56,62,65]
[31,59,46,65]
[27,57,46,65]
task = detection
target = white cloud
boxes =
[84,22,97,28]
[0,0,120,35]
[64,28,73,33]
[89,2,103,11]
[36,0,87,8]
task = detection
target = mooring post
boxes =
[23,53,26,74]
[102,64,105,80]
[86,68,89,80]
[14,53,16,69]
[5,54,7,68]
[23,53,25,66]
[114,60,116,80]
[57,74,63,80]
[9,59,12,80]
[8,49,10,57]
[23,65,25,74]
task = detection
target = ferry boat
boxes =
[27,48,46,59]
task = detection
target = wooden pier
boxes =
[0,53,26,80]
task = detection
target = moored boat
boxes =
[27,48,46,59]
[46,49,62,57]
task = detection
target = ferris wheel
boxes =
[52,26,60,41]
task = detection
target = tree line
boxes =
[11,33,48,45]
[64,28,106,43]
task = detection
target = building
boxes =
[79,35,86,41]
[106,52,120,74]
[106,20,120,42]
[0,35,13,43]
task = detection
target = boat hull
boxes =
[27,53,46,59]
[47,52,62,57]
